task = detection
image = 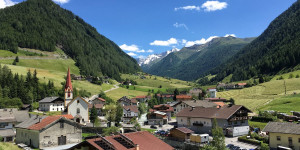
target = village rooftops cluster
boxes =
[69,131,174,150]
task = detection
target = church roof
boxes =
[65,68,73,91]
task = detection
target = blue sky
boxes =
[1,0,297,58]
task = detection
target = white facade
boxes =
[65,87,73,107]
[68,97,89,124]
[174,103,189,114]
[123,109,138,118]
[208,89,217,98]
[39,103,65,112]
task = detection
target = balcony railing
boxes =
[192,122,203,126]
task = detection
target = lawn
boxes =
[0,142,22,150]
[141,128,156,133]
[258,94,300,113]
[217,77,300,111]
[29,111,62,116]
[106,87,148,101]
[248,120,268,130]
[82,133,97,139]
[121,74,192,90]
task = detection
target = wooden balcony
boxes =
[192,122,204,127]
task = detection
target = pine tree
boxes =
[115,103,123,127]
[90,104,97,127]
[211,118,226,150]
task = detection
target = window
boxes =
[181,119,183,122]
[298,138,300,143]
[44,136,50,139]
[288,137,292,142]
[228,122,232,125]
[234,121,237,124]
[241,120,245,123]
[60,122,64,128]
[77,100,79,104]
[277,136,281,141]
[77,108,80,114]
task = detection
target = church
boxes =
[38,68,89,124]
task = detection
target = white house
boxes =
[0,115,16,142]
[173,100,218,114]
[67,97,89,124]
[207,88,217,98]
[122,105,139,123]
[39,97,65,112]
[176,105,252,136]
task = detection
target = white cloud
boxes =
[150,38,178,46]
[224,34,236,37]
[201,1,227,12]
[120,44,153,54]
[53,0,70,4]
[147,49,154,53]
[175,5,200,11]
[185,36,218,47]
[127,52,137,56]
[0,0,17,9]
[173,22,188,30]
[182,39,187,44]
[119,44,139,52]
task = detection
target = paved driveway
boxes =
[225,137,258,150]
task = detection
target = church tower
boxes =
[65,68,73,107]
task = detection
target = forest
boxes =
[0,0,140,81]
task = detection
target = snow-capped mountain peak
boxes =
[138,48,180,66]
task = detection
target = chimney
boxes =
[135,144,139,150]
[191,106,195,111]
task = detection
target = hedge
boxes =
[251,116,274,122]
[238,136,261,145]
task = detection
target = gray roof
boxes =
[182,100,218,108]
[0,116,16,123]
[39,97,64,103]
[0,109,29,123]
[262,122,300,135]
[0,129,15,137]
[15,115,47,129]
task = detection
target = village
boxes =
[0,69,299,150]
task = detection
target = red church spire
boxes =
[65,68,73,91]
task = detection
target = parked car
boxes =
[150,125,157,129]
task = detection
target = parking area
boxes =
[225,137,258,150]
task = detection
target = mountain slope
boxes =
[145,36,254,81]
[0,0,140,80]
[210,1,300,83]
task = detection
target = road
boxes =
[104,84,119,93]
[225,137,258,150]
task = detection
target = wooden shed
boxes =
[170,127,194,141]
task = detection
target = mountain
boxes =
[209,1,300,83]
[144,36,254,81]
[138,48,180,70]
[0,0,140,80]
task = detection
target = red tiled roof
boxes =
[65,68,73,91]
[131,99,137,103]
[175,127,194,134]
[123,105,139,113]
[213,102,225,108]
[176,95,192,99]
[28,115,74,130]
[57,114,74,119]
[88,104,104,109]
[28,116,60,130]
[135,95,148,99]
[237,83,247,86]
[86,131,174,150]
[97,98,106,102]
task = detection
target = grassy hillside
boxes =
[121,74,192,89]
[217,71,300,111]
[106,87,148,101]
[259,94,300,113]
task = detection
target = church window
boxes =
[77,108,80,114]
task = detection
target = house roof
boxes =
[237,83,247,86]
[65,68,73,91]
[176,95,192,99]
[135,95,148,99]
[262,122,300,135]
[88,104,104,109]
[151,104,174,112]
[0,116,16,123]
[205,97,227,101]
[84,131,174,150]
[176,105,251,119]
[15,115,47,129]
[174,127,194,134]
[97,98,106,102]
[213,102,225,108]
[27,115,76,131]
[130,99,137,103]
[39,97,64,103]
[123,105,139,113]
[0,129,15,137]
[57,114,74,119]
[118,96,131,103]
[181,100,218,108]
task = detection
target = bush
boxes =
[238,136,261,145]
[251,116,275,122]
